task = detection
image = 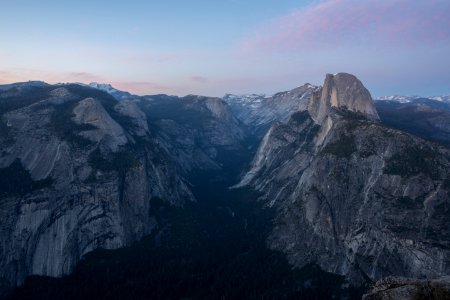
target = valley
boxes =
[0,74,449,299]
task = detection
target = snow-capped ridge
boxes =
[223,83,318,135]
[376,94,450,103]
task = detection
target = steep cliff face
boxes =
[238,74,450,284]
[308,73,379,123]
[0,85,194,286]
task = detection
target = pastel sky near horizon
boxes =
[0,0,449,97]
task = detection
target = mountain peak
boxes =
[85,82,133,100]
[88,82,116,92]
[308,72,379,123]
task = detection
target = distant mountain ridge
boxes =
[0,81,49,91]
[376,94,450,103]
[223,83,318,137]
[375,97,450,146]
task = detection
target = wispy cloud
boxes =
[0,69,105,84]
[66,72,103,82]
[189,75,208,83]
[241,0,450,53]
[111,81,179,95]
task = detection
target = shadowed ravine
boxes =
[7,155,364,300]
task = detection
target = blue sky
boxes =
[0,0,449,97]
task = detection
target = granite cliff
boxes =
[0,84,246,288]
[237,73,450,285]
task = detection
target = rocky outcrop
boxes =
[308,73,379,123]
[0,85,194,287]
[73,97,128,151]
[114,100,149,136]
[363,276,450,300]
[237,73,450,285]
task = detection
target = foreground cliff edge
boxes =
[238,73,450,285]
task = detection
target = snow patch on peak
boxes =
[430,95,450,102]
[223,84,318,134]
[88,82,118,94]
[376,95,416,103]
[376,94,450,103]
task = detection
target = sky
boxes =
[0,0,449,97]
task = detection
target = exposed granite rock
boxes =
[308,73,379,123]
[140,94,247,174]
[1,102,62,181]
[2,75,450,295]
[224,83,318,136]
[238,73,450,285]
[0,83,250,288]
[73,97,128,151]
[114,100,149,136]
[0,85,194,287]
[362,276,450,300]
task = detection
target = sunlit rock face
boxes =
[308,73,379,124]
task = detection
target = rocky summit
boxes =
[308,73,380,124]
[238,73,450,285]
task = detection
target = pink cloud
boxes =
[189,76,208,83]
[156,53,184,63]
[0,69,104,84]
[66,72,103,82]
[111,81,179,95]
[216,77,257,85]
[241,0,450,53]
[0,69,183,95]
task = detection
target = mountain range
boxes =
[0,74,449,299]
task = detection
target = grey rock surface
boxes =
[2,75,450,294]
[0,85,194,286]
[238,73,450,285]
[73,97,128,151]
[140,94,247,174]
[308,73,379,123]
[375,99,450,146]
[114,100,149,136]
[362,276,450,299]
[224,83,318,136]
